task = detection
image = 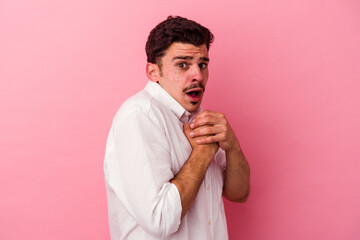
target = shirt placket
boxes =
[204,164,214,240]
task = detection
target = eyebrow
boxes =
[172,56,209,62]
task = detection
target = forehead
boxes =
[163,42,208,59]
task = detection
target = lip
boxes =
[185,88,203,94]
[185,88,203,102]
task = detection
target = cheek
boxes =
[203,71,209,82]
[172,70,187,84]
[204,69,209,76]
[173,70,180,78]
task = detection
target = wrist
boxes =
[193,144,218,160]
[225,143,242,155]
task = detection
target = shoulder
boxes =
[112,89,167,130]
[115,90,152,117]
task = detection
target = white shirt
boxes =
[104,81,228,240]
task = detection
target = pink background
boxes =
[1,0,359,239]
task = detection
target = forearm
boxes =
[186,110,250,202]
[171,147,216,219]
[223,147,250,202]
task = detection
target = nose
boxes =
[191,65,203,82]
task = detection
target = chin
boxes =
[187,103,201,112]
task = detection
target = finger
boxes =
[192,110,226,124]
[196,110,224,119]
[183,123,193,138]
[193,111,225,123]
[190,125,225,138]
[183,123,190,130]
[190,115,217,128]
[183,123,191,132]
[196,134,225,144]
[191,115,227,129]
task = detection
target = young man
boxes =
[104,16,250,240]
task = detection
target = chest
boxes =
[161,114,192,174]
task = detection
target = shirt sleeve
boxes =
[104,109,182,238]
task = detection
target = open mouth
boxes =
[186,90,201,97]
[185,88,203,102]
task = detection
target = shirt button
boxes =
[207,186,210,191]
[208,220,211,225]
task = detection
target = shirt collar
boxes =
[144,81,202,123]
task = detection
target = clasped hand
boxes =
[183,110,240,154]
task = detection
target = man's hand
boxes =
[183,123,219,158]
[188,110,250,202]
[171,123,221,219]
[188,110,240,153]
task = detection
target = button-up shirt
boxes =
[104,81,228,240]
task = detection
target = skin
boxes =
[146,42,209,113]
[146,42,250,219]
[188,110,251,202]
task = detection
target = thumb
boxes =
[183,123,191,133]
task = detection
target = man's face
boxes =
[156,42,209,113]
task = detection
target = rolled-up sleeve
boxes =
[104,108,182,238]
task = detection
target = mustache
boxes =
[183,83,205,93]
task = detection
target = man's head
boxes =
[146,16,214,69]
[145,16,214,113]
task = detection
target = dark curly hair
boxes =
[145,16,214,67]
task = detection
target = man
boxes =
[104,16,250,240]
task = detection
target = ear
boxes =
[146,62,160,83]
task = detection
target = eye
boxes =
[199,63,208,69]
[178,62,188,69]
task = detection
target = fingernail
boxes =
[190,123,195,128]
[190,132,194,137]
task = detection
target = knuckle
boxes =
[202,130,208,136]
[219,132,226,139]
[218,112,225,118]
